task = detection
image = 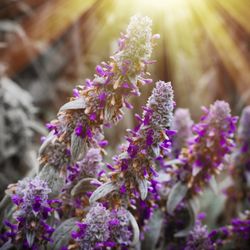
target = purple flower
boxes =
[72,203,131,249]
[72,203,110,249]
[185,220,214,250]
[89,81,174,214]
[38,14,157,174]
[209,211,250,249]
[4,177,60,248]
[109,208,132,245]
[176,101,237,196]
[107,81,175,199]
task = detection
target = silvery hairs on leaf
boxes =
[127,210,140,246]
[137,178,149,200]
[71,178,100,197]
[167,181,188,215]
[89,182,118,204]
[59,97,86,112]
[49,218,78,250]
[174,199,197,237]
[38,164,64,197]
[142,209,164,250]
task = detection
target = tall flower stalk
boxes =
[167,101,237,214]
[1,177,60,249]
[38,15,159,179]
[90,81,175,205]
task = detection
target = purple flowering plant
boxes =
[1,14,250,250]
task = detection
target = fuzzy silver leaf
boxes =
[71,132,85,161]
[137,178,148,200]
[142,209,164,250]
[38,165,64,197]
[167,181,188,215]
[209,176,218,194]
[0,239,14,250]
[89,182,117,204]
[174,199,196,237]
[71,178,100,197]
[127,210,140,246]
[59,97,86,112]
[49,218,77,250]
[39,131,55,156]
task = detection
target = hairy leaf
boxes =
[38,165,64,197]
[71,132,86,161]
[39,131,55,156]
[127,210,140,246]
[174,199,197,237]
[142,209,164,250]
[137,178,148,200]
[71,178,100,197]
[49,218,77,250]
[89,182,117,204]
[167,181,188,215]
[59,97,86,112]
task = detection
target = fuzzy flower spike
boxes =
[2,177,60,248]
[71,202,132,249]
[167,101,237,214]
[90,81,174,205]
[38,15,159,178]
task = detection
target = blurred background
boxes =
[0,0,250,196]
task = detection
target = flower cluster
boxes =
[185,220,214,250]
[2,177,60,248]
[172,101,237,199]
[71,203,131,249]
[90,81,174,206]
[38,14,158,177]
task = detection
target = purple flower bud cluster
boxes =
[185,220,214,250]
[171,108,194,158]
[2,177,61,248]
[108,81,174,200]
[209,211,250,249]
[72,203,131,249]
[176,101,237,196]
[38,14,158,175]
